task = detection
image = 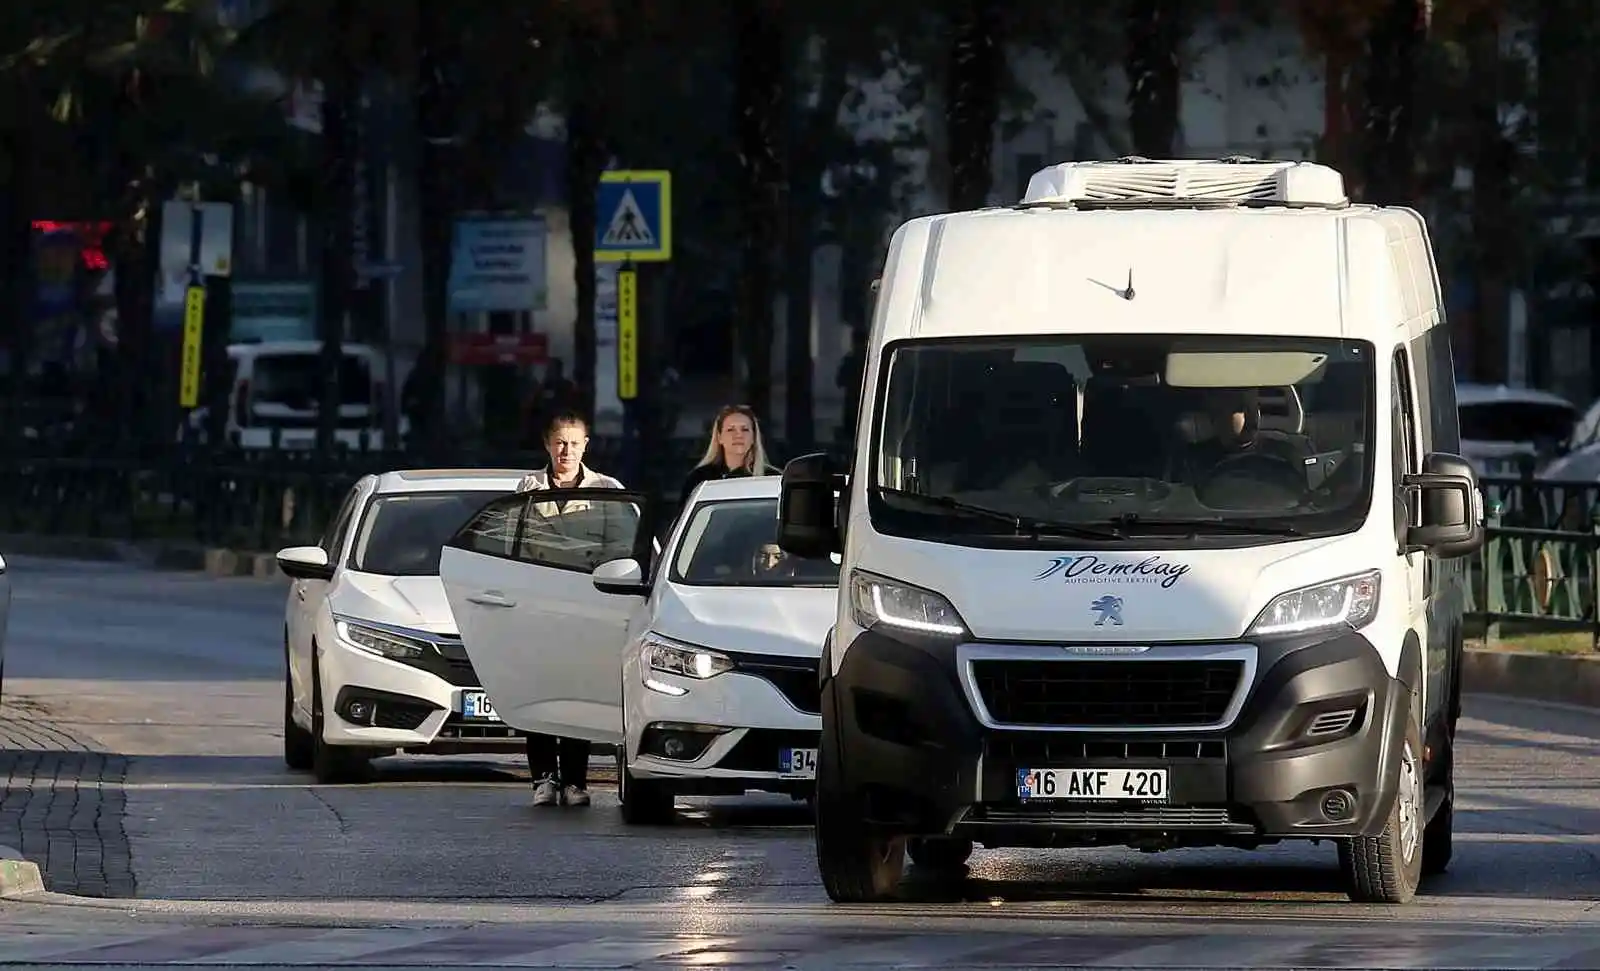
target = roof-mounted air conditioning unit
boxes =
[1020,157,1350,209]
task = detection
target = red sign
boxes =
[448,332,549,366]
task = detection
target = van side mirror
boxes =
[777,452,847,559]
[1403,452,1484,558]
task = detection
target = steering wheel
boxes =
[1197,452,1307,505]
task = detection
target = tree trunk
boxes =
[316,0,358,457]
[1359,0,1426,204]
[946,0,1002,210]
[414,2,461,456]
[566,18,607,421]
[733,0,785,421]
[1124,0,1186,158]
[1465,9,1513,385]
[0,82,32,455]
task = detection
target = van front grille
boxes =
[970,659,1243,728]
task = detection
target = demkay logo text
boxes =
[1034,554,1190,589]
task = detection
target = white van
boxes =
[181,340,403,451]
[774,158,1485,905]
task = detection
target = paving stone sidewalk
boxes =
[0,700,135,897]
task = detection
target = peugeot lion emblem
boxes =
[1090,595,1125,627]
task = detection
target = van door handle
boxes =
[468,592,516,608]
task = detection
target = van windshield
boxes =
[870,335,1375,547]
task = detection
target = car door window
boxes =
[448,490,648,573]
[515,493,643,573]
[452,494,527,558]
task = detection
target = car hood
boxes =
[652,584,835,659]
[334,573,457,635]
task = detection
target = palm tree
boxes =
[1124,0,1188,158]
[732,0,787,420]
[945,0,1003,210]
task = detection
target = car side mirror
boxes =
[1402,452,1484,558]
[276,545,335,581]
[593,557,650,597]
[777,453,847,560]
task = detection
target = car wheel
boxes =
[814,688,904,902]
[283,644,313,772]
[1339,703,1424,903]
[616,749,675,825]
[907,836,974,870]
[310,651,370,785]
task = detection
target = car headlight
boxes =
[1248,571,1381,637]
[334,619,430,660]
[849,570,968,637]
[643,632,734,680]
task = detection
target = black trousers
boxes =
[525,732,591,789]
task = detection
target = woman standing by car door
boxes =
[517,410,625,807]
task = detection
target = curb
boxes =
[0,533,283,580]
[0,847,43,898]
[1463,647,1600,709]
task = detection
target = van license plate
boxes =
[461,691,501,721]
[1017,768,1168,802]
[779,748,817,778]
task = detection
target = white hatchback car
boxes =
[439,476,837,824]
[276,469,532,783]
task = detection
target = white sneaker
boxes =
[562,785,590,807]
[531,777,560,806]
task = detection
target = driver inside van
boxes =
[1177,388,1306,485]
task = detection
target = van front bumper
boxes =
[824,626,1411,848]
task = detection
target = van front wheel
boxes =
[1339,710,1424,904]
[813,729,903,901]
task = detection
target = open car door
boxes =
[439,489,653,743]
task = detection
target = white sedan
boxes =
[275,468,533,783]
[440,476,837,824]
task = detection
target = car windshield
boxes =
[871,334,1376,547]
[351,490,509,576]
[672,498,841,587]
[253,353,373,407]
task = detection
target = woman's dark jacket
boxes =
[678,461,754,508]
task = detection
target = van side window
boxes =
[1391,349,1420,525]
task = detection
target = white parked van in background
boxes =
[775,158,1484,905]
[182,341,404,451]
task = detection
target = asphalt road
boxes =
[2,554,1600,969]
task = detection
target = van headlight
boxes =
[1248,571,1381,637]
[643,633,734,680]
[849,571,968,637]
[334,619,429,660]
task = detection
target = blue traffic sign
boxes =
[594,171,672,262]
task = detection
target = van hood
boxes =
[857,534,1357,642]
[654,585,835,659]
[334,573,457,635]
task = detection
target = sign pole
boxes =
[617,261,640,487]
[177,206,206,414]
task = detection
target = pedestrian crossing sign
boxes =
[594,170,671,262]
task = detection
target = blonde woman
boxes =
[677,404,776,507]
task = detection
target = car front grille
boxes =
[970,659,1243,728]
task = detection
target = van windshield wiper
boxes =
[1105,513,1306,537]
[878,489,1125,540]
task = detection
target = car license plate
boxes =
[461,691,501,722]
[779,747,817,778]
[1017,767,1168,802]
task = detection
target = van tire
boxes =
[814,695,904,902]
[1339,708,1424,903]
[907,837,973,870]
